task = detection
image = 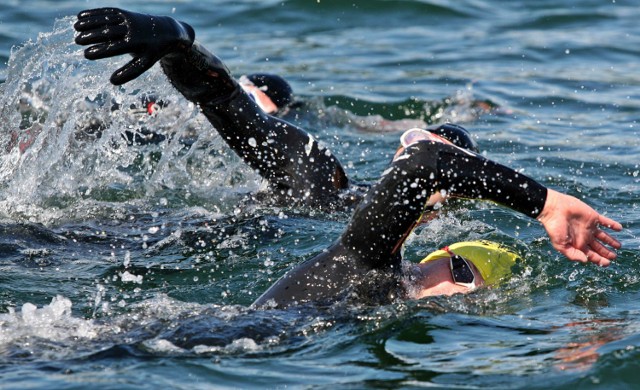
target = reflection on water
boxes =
[553,319,627,372]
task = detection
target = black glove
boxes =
[74,8,195,85]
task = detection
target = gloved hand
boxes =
[74,8,195,85]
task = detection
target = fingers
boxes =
[585,243,613,266]
[74,8,170,85]
[587,252,611,267]
[75,12,125,32]
[75,8,130,58]
[594,229,622,250]
[561,233,619,267]
[110,56,155,85]
[75,25,128,46]
[575,229,619,267]
[560,246,588,263]
[590,238,617,259]
[561,246,612,267]
[597,214,623,232]
[84,41,132,60]
[77,8,123,22]
[586,239,617,266]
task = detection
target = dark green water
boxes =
[0,1,639,388]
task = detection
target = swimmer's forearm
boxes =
[436,148,547,218]
[160,41,241,105]
[201,91,349,203]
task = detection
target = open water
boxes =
[0,0,639,389]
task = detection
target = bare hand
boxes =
[537,189,622,266]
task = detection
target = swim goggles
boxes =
[400,128,453,148]
[394,128,454,161]
[445,247,477,290]
[239,75,276,114]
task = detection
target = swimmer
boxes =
[74,8,623,307]
[239,73,294,116]
[251,127,621,307]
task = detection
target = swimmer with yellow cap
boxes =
[411,240,520,298]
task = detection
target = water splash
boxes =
[0,18,258,225]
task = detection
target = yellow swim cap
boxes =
[420,240,520,286]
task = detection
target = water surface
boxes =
[1,1,639,389]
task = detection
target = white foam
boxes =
[0,295,97,347]
[120,271,144,284]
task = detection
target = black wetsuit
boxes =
[160,41,352,210]
[74,8,548,308]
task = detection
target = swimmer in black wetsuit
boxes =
[74,8,623,308]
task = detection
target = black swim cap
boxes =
[426,123,479,152]
[245,73,293,110]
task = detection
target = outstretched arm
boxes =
[74,8,348,206]
[340,141,622,269]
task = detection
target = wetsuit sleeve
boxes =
[160,44,349,206]
[340,141,547,268]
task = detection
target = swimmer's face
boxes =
[240,79,279,114]
[412,257,485,298]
